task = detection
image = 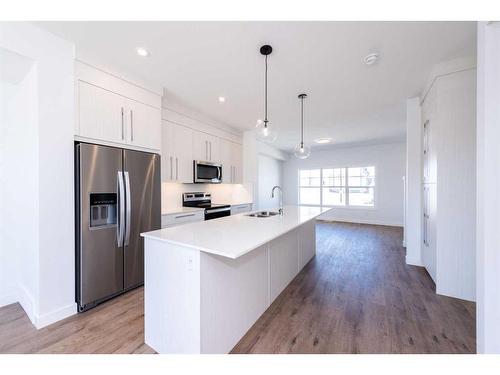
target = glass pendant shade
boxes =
[294,93,311,159]
[256,45,277,143]
[294,142,311,159]
[256,122,278,143]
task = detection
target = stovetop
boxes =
[182,192,230,210]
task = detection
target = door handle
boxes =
[176,157,179,180]
[124,171,131,246]
[130,109,134,142]
[117,171,125,247]
[170,156,173,180]
[209,141,212,161]
[121,107,124,140]
[205,141,208,161]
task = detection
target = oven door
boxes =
[194,161,222,183]
[205,207,231,220]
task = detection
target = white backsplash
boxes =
[161,182,253,214]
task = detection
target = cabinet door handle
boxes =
[130,109,134,142]
[176,157,179,180]
[121,107,124,140]
[170,156,173,180]
[175,213,196,219]
[205,141,208,161]
[209,141,212,161]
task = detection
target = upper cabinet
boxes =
[192,130,219,163]
[78,81,127,144]
[220,139,243,184]
[421,83,437,184]
[126,99,161,150]
[162,121,193,183]
[75,61,162,152]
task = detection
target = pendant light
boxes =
[294,93,311,159]
[255,45,277,143]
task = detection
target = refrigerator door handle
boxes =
[117,171,125,247]
[124,171,132,246]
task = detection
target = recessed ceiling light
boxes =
[314,138,332,144]
[136,47,150,57]
[218,96,225,103]
[364,52,379,65]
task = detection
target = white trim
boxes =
[34,303,77,329]
[74,135,161,154]
[406,255,424,267]
[17,285,37,326]
[317,217,403,227]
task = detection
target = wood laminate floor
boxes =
[0,222,475,354]
[232,222,476,354]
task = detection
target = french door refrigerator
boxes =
[75,143,160,312]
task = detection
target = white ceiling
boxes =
[36,21,476,151]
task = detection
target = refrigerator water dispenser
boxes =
[89,193,117,228]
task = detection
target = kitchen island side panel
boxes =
[144,238,201,354]
[200,244,269,354]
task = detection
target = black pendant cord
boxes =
[264,54,268,128]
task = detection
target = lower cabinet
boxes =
[230,204,252,215]
[161,210,204,228]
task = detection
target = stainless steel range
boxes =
[182,192,231,220]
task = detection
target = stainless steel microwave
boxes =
[194,160,222,183]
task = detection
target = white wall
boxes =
[0,23,75,328]
[282,142,406,227]
[257,154,283,210]
[476,21,500,354]
[0,54,39,321]
[243,130,288,209]
[405,98,423,266]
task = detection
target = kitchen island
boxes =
[141,205,332,354]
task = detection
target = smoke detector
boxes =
[364,53,379,65]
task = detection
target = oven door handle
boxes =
[205,207,230,214]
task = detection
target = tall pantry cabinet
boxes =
[420,67,476,301]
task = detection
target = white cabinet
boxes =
[162,121,193,183]
[161,210,204,228]
[78,81,127,143]
[127,99,161,150]
[193,131,219,163]
[77,80,161,151]
[220,139,243,184]
[230,203,252,215]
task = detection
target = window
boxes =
[299,166,375,207]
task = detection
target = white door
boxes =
[127,100,161,150]
[172,123,193,183]
[161,121,174,182]
[192,130,210,161]
[219,139,233,183]
[231,142,243,184]
[78,80,127,143]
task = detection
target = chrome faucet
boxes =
[271,185,284,215]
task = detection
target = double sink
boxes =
[246,211,279,218]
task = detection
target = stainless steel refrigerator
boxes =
[75,143,160,312]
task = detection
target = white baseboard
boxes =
[1,286,76,329]
[317,217,404,227]
[405,256,424,267]
[17,284,37,326]
[35,303,77,329]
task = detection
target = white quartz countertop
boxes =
[142,205,332,259]
[161,207,204,216]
